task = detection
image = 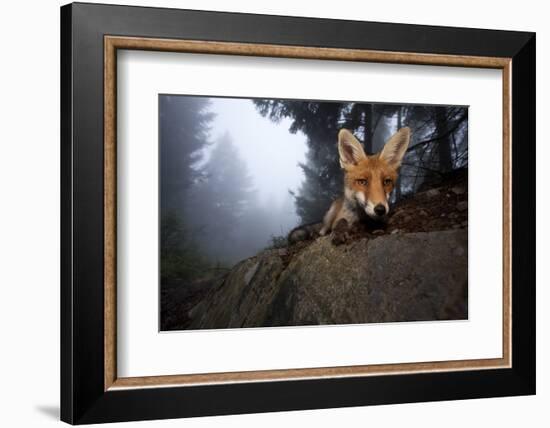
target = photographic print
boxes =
[160,95,468,331]
[62,7,534,421]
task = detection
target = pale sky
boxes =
[208,97,308,208]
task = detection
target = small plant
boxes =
[160,212,211,282]
[268,234,288,250]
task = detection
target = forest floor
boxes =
[160,168,468,331]
[280,168,468,267]
[160,270,229,330]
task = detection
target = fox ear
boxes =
[338,129,367,169]
[379,127,411,169]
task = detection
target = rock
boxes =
[244,261,260,285]
[161,273,226,331]
[454,245,465,256]
[426,189,440,198]
[188,230,468,329]
[372,229,385,235]
[457,201,468,211]
[451,185,466,195]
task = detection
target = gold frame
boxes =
[104,36,512,391]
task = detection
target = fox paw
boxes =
[331,232,348,245]
[331,218,350,245]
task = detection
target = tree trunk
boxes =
[436,108,453,173]
[361,105,374,154]
[394,107,403,200]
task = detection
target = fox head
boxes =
[338,127,411,220]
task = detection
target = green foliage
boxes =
[185,132,261,265]
[160,212,211,282]
[254,100,345,223]
[254,99,468,224]
[160,96,215,214]
[268,234,288,250]
[159,95,217,281]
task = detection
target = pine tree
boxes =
[159,95,216,281]
[187,133,257,264]
[160,95,215,214]
[254,99,468,224]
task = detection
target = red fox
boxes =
[288,127,411,244]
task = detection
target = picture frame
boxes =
[60,2,535,424]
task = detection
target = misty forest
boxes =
[160,94,468,330]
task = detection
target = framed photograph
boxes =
[60,2,535,424]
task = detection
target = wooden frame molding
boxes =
[104,35,513,391]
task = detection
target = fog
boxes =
[160,95,467,276]
[209,98,307,208]
[159,95,309,270]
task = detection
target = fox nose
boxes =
[374,204,387,216]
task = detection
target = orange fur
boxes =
[320,127,411,236]
[344,156,398,209]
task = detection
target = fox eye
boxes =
[383,178,393,186]
[356,179,368,186]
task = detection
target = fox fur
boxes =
[287,222,323,244]
[288,127,411,245]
